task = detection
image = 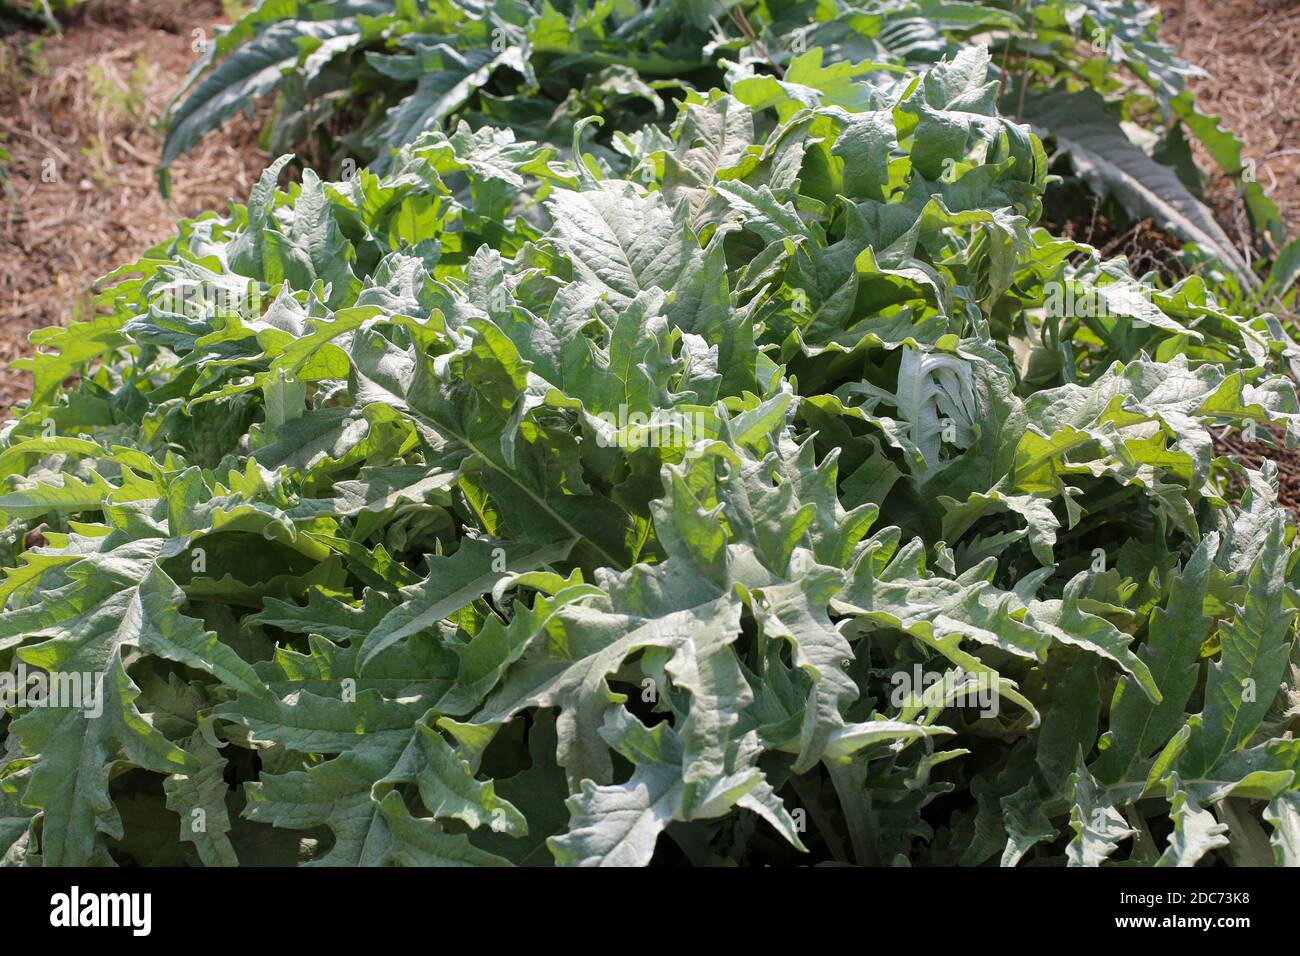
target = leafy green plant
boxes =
[0,0,84,33]
[160,0,738,187]
[162,0,1285,287]
[747,0,1286,278]
[4,42,1300,867]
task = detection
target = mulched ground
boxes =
[0,0,268,413]
[1214,427,1300,512]
[1154,0,1300,250]
[1054,213,1193,286]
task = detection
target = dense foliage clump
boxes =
[165,0,1290,278]
[2,3,1299,867]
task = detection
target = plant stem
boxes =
[730,5,785,79]
[826,760,880,866]
[787,773,850,863]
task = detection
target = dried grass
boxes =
[0,0,268,414]
[1154,0,1300,247]
[1214,426,1300,513]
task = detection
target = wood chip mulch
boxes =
[1214,426,1300,514]
[1154,0,1300,256]
[0,0,269,415]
